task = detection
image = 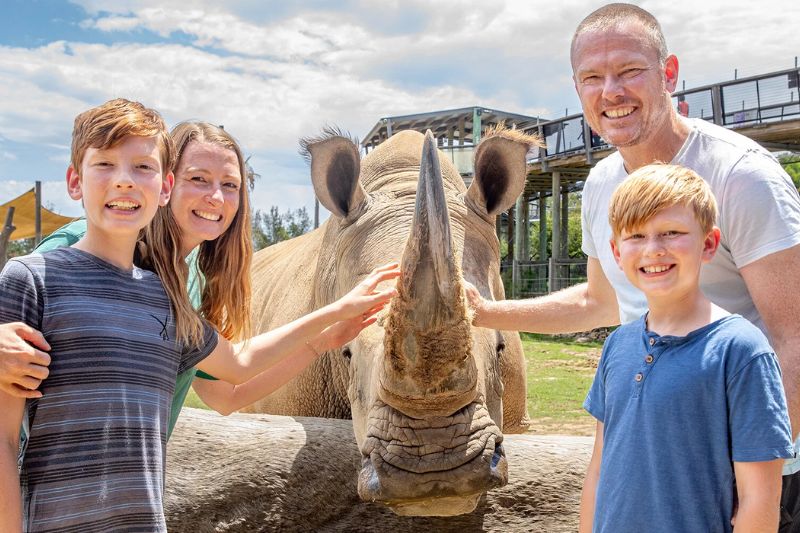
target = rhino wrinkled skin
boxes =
[242,128,539,516]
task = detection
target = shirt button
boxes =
[645,355,654,364]
[635,373,643,382]
[649,338,655,346]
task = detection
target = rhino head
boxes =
[306,128,536,516]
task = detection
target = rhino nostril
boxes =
[342,347,353,360]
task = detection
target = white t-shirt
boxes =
[581,118,800,473]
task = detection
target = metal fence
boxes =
[500,259,588,298]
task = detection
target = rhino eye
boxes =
[342,347,353,360]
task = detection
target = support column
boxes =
[549,172,561,293]
[538,195,547,261]
[0,207,16,270]
[35,180,42,245]
[472,108,482,145]
[507,205,515,269]
[560,190,569,259]
[512,195,529,298]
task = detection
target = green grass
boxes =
[521,333,601,435]
[183,333,601,435]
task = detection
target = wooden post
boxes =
[35,180,42,245]
[0,207,16,270]
[549,172,561,292]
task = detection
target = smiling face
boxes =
[572,22,678,150]
[611,203,719,304]
[68,134,171,242]
[169,140,242,254]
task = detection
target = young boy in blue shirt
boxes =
[579,164,794,532]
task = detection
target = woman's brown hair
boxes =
[142,121,253,346]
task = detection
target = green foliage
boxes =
[6,238,35,258]
[251,206,311,251]
[780,154,800,191]
[529,195,585,260]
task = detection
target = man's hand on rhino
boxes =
[333,263,400,320]
[0,322,51,398]
[463,281,489,326]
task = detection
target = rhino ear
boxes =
[308,136,365,218]
[466,135,530,216]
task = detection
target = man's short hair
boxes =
[71,98,174,173]
[609,164,718,237]
[571,3,668,67]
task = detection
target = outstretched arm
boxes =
[732,459,783,531]
[193,313,375,415]
[0,323,51,399]
[578,421,604,533]
[0,390,25,532]
[197,263,400,385]
[468,257,619,333]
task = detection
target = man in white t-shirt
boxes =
[468,4,800,528]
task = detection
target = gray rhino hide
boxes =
[165,409,591,532]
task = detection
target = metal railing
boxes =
[500,258,588,298]
[528,67,800,160]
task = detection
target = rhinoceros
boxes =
[243,127,540,516]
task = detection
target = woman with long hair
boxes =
[0,120,398,433]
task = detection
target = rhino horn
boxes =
[381,130,477,418]
[399,130,460,324]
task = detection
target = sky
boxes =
[0,0,798,220]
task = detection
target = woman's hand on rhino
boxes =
[0,322,51,398]
[333,263,400,320]
[318,303,386,351]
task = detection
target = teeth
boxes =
[107,200,139,210]
[194,210,222,221]
[605,107,634,118]
[643,265,670,273]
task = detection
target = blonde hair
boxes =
[142,122,252,345]
[71,98,174,173]
[609,164,718,237]
[571,3,668,67]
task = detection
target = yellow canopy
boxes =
[0,188,77,240]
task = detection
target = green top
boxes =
[35,219,215,438]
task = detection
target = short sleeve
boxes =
[719,154,800,268]
[0,259,43,329]
[581,179,599,258]
[178,320,218,374]
[584,343,609,422]
[728,353,794,462]
[34,219,87,253]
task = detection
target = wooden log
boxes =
[165,408,592,532]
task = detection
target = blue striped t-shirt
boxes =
[0,247,218,532]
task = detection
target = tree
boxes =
[780,154,800,191]
[252,206,311,251]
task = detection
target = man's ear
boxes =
[664,54,679,93]
[702,227,721,262]
[610,238,623,270]
[160,171,174,207]
[66,166,82,200]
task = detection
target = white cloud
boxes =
[2,0,798,217]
